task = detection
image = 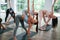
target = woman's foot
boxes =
[3,27,6,30]
[28,37,31,40]
[53,27,56,31]
[27,30,30,37]
[39,27,46,31]
[5,22,9,25]
[13,36,17,40]
[28,34,31,40]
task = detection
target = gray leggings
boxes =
[14,15,27,36]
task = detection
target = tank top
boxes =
[22,10,34,23]
[22,10,28,23]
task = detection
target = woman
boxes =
[38,0,57,30]
[13,10,37,40]
[5,8,15,24]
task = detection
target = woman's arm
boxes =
[52,0,57,12]
[43,14,51,25]
[52,0,57,8]
[53,0,56,6]
[27,16,32,34]
[46,0,57,24]
[43,13,47,23]
[46,17,51,25]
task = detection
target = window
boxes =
[17,0,27,12]
[0,0,7,12]
[34,0,45,11]
[54,0,60,13]
[1,4,7,10]
[16,0,45,12]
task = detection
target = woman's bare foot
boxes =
[28,38,32,40]
[13,36,17,40]
[53,27,56,31]
[3,27,7,30]
[5,22,9,25]
[27,30,30,37]
[39,27,46,31]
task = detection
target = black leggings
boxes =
[5,9,15,22]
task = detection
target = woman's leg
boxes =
[20,18,27,33]
[5,9,9,22]
[11,13,15,23]
[6,16,12,24]
[39,10,44,27]
[38,10,49,30]
[40,11,52,30]
[12,15,15,23]
[13,16,19,40]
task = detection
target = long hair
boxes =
[0,18,2,23]
[52,17,58,28]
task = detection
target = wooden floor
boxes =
[0,17,60,40]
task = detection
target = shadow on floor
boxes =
[0,27,13,34]
[9,31,37,40]
[39,25,52,31]
[51,30,57,40]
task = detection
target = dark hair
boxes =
[0,18,2,23]
[24,10,28,15]
[52,17,58,28]
[10,8,13,10]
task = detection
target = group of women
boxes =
[0,0,58,40]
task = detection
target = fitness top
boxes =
[22,10,34,23]
[22,10,28,23]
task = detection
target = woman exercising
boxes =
[5,8,15,24]
[13,10,37,40]
[38,0,57,30]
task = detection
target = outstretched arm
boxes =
[52,0,57,12]
[45,0,57,24]
[52,0,57,8]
